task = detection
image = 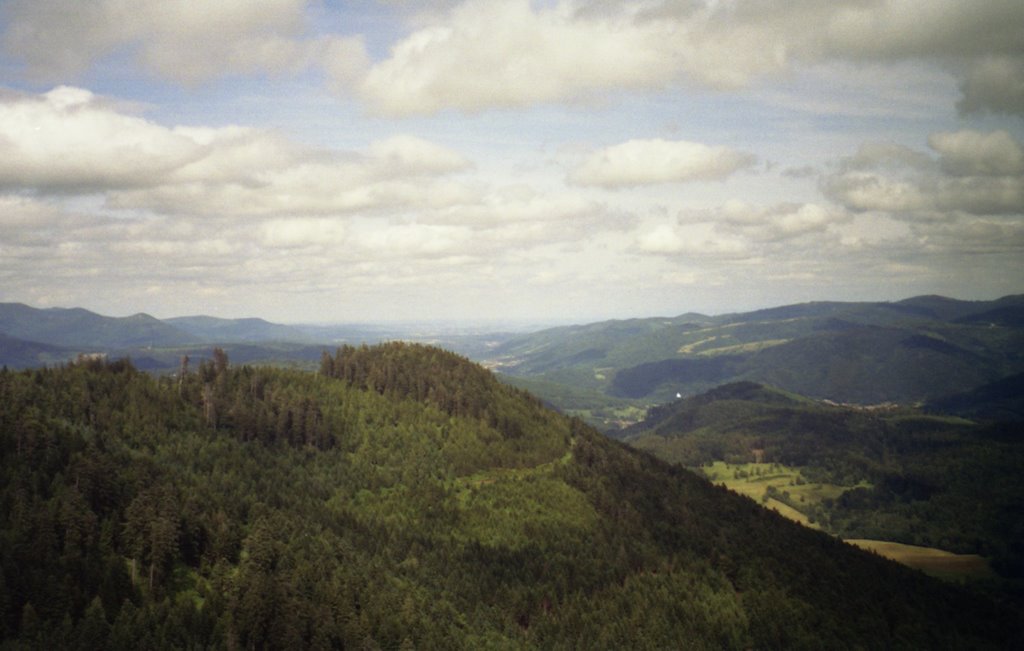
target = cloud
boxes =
[364,135,472,176]
[347,0,1024,116]
[259,218,347,250]
[927,130,1024,176]
[718,201,853,241]
[957,56,1024,116]
[0,86,474,217]
[351,222,472,258]
[823,130,1024,217]
[356,0,674,115]
[628,200,860,297]
[0,0,371,85]
[353,0,814,115]
[5,0,1021,116]
[569,139,756,188]
[635,222,749,257]
[0,87,202,191]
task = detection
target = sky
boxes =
[0,0,1022,325]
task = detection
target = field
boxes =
[698,461,864,530]
[698,461,998,580]
[846,540,995,582]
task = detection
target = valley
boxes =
[696,461,994,581]
[1,296,1023,646]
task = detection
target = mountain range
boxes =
[0,344,1019,648]
[619,379,1024,579]
[3,295,1022,417]
[0,303,513,371]
[486,294,1024,425]
[2,298,1023,645]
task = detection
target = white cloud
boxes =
[5,0,1022,117]
[569,139,756,188]
[823,130,1024,217]
[927,130,1024,177]
[364,135,472,176]
[434,187,601,227]
[347,0,1024,116]
[635,221,750,257]
[0,0,368,85]
[351,222,472,258]
[716,201,853,242]
[0,87,201,191]
[356,0,674,115]
[0,86,475,217]
[259,218,347,249]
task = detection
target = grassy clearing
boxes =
[699,461,867,531]
[700,461,997,582]
[701,462,854,500]
[451,448,596,549]
[846,539,996,582]
[694,338,791,356]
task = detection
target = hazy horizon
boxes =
[1,1,1022,324]
[5,291,1019,334]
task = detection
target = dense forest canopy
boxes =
[622,381,1024,583]
[0,344,1019,649]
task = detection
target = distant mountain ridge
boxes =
[486,294,1024,409]
[0,302,518,370]
[0,302,196,349]
[163,315,314,343]
[3,296,1022,408]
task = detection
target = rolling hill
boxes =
[0,346,1019,648]
[621,381,1024,583]
[485,295,1024,418]
[163,315,315,344]
[0,333,74,368]
[0,303,196,349]
[0,303,520,371]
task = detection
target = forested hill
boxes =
[1,345,1019,649]
[486,294,1024,409]
[621,381,1024,582]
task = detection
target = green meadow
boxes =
[699,461,866,530]
[699,461,996,581]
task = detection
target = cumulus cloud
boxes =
[0,86,474,217]
[0,87,202,191]
[633,200,848,262]
[364,135,472,176]
[356,0,675,115]
[346,0,1024,116]
[927,130,1024,176]
[5,0,1021,116]
[0,84,641,320]
[823,130,1024,217]
[957,56,1024,116]
[259,218,347,250]
[569,139,756,188]
[351,222,472,258]
[0,0,369,85]
[718,201,853,241]
[635,222,750,257]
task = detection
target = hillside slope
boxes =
[622,382,1024,581]
[164,315,314,344]
[0,333,73,368]
[0,346,1019,649]
[487,295,1024,411]
[0,303,197,349]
